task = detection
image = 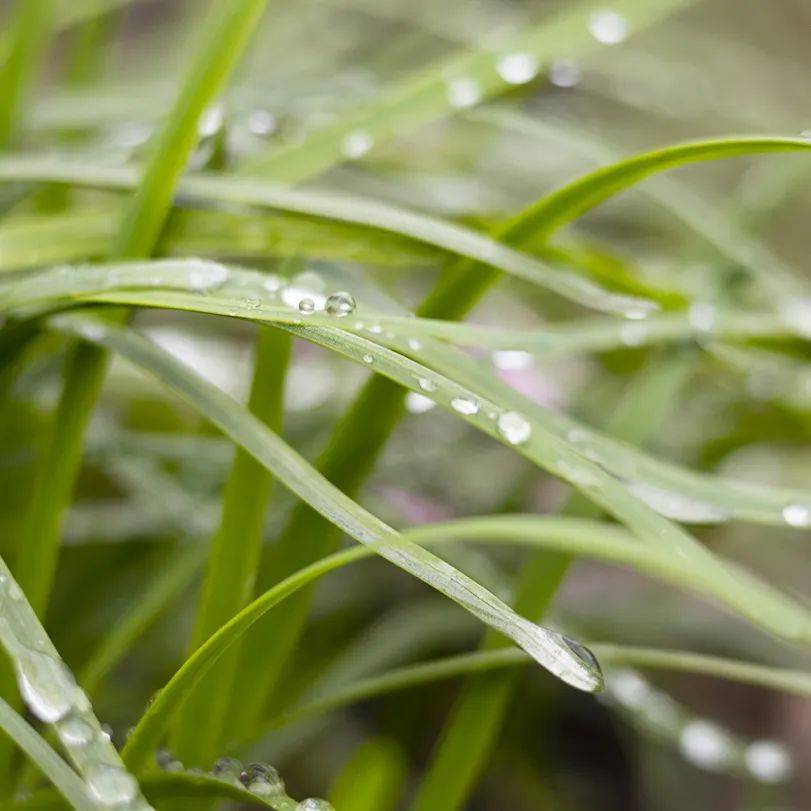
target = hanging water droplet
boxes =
[497,411,532,445]
[451,396,479,415]
[406,392,436,414]
[495,52,540,85]
[446,76,482,108]
[588,10,629,44]
[562,636,602,678]
[296,800,334,811]
[418,377,436,392]
[549,59,581,88]
[325,291,356,317]
[198,105,224,138]
[298,297,316,315]
[679,720,731,770]
[58,715,94,747]
[86,764,139,806]
[688,301,717,332]
[341,130,373,159]
[16,651,78,723]
[744,740,792,783]
[782,503,811,527]
[626,481,731,523]
[247,109,277,137]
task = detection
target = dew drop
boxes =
[451,396,479,415]
[325,291,356,317]
[187,260,229,293]
[782,503,811,527]
[16,651,77,724]
[86,764,139,806]
[156,748,184,773]
[341,130,373,159]
[679,720,731,770]
[492,349,533,370]
[497,410,532,445]
[263,274,283,293]
[626,481,732,523]
[607,669,650,708]
[588,10,629,44]
[247,109,277,137]
[495,52,540,85]
[298,297,316,315]
[362,354,374,364]
[368,323,383,335]
[549,59,581,88]
[562,636,602,677]
[406,392,435,414]
[688,301,717,332]
[446,76,482,109]
[58,715,94,747]
[800,129,811,143]
[407,337,422,351]
[8,581,22,602]
[296,800,334,811]
[211,757,242,783]
[240,763,285,797]
[418,377,436,392]
[619,323,646,347]
[198,105,224,138]
[744,740,792,783]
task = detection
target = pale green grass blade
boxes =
[243,0,700,182]
[0,697,94,810]
[328,738,406,811]
[0,554,153,809]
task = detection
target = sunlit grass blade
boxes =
[0,698,94,810]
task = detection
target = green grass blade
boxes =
[171,328,291,767]
[0,697,94,810]
[328,738,406,811]
[0,0,55,147]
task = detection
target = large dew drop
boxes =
[86,764,139,806]
[495,52,540,85]
[240,763,285,797]
[450,396,479,415]
[16,650,78,724]
[626,481,732,523]
[58,714,95,747]
[325,291,356,317]
[296,800,334,811]
[497,411,532,445]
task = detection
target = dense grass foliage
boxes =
[0,0,809,809]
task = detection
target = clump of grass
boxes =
[0,0,810,809]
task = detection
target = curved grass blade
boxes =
[0,698,94,810]
[0,555,153,809]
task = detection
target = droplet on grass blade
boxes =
[247,109,277,137]
[495,52,540,85]
[744,740,792,783]
[451,396,479,415]
[406,392,436,414]
[296,799,334,810]
[549,59,581,87]
[782,503,811,527]
[688,302,717,332]
[588,10,629,44]
[16,650,78,723]
[86,764,139,806]
[211,757,242,784]
[446,76,482,108]
[626,481,732,523]
[298,297,316,315]
[58,715,95,747]
[497,410,532,445]
[341,130,373,159]
[325,291,356,317]
[679,720,732,770]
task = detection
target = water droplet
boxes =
[406,392,435,414]
[619,323,646,347]
[296,800,334,811]
[198,105,224,138]
[451,396,479,415]
[362,354,374,364]
[744,740,792,783]
[187,259,229,293]
[679,720,731,770]
[626,481,732,523]
[8,581,22,601]
[800,129,811,143]
[325,291,356,317]
[341,130,373,159]
[688,302,717,332]
[607,669,650,708]
[588,10,629,44]
[368,323,383,334]
[446,76,482,108]
[782,298,811,338]
[492,350,533,370]
[782,503,811,527]
[240,763,285,797]
[281,271,327,310]
[497,411,532,445]
[86,764,139,806]
[418,377,436,392]
[549,59,581,87]
[298,297,315,315]
[156,749,184,773]
[247,109,277,137]
[76,321,107,342]
[211,757,242,783]
[562,636,602,677]
[407,338,422,351]
[263,274,283,293]
[495,52,540,85]
[16,651,77,723]
[58,715,94,747]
